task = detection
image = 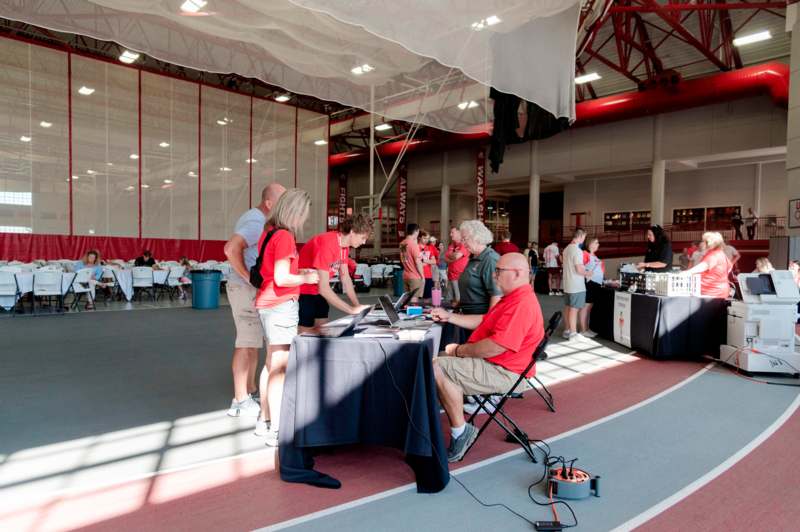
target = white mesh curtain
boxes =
[0,0,581,132]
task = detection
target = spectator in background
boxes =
[731,210,744,240]
[223,182,286,418]
[435,237,448,287]
[134,250,158,268]
[524,242,539,277]
[423,233,440,299]
[683,231,731,299]
[723,241,742,275]
[457,220,503,315]
[493,230,520,256]
[400,224,425,303]
[445,226,469,304]
[638,225,673,272]
[75,249,105,280]
[579,237,604,338]
[561,229,589,340]
[543,241,561,296]
[753,257,774,274]
[788,260,800,286]
[678,247,691,270]
[690,240,706,268]
[745,208,758,240]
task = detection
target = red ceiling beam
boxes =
[609,2,785,12]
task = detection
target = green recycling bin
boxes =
[393,268,404,297]
[191,270,222,309]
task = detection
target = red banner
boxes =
[397,163,408,240]
[337,171,348,225]
[476,149,487,222]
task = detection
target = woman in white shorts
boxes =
[253,189,318,446]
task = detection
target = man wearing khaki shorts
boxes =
[223,183,286,417]
[399,223,425,302]
[430,252,544,462]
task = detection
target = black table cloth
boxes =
[590,286,727,359]
[279,326,449,492]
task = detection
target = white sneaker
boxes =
[561,330,572,339]
[264,429,279,447]
[581,330,598,338]
[254,419,271,436]
[227,396,261,417]
[567,331,580,341]
[464,396,499,415]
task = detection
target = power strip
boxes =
[547,467,601,499]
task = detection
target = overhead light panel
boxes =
[220,166,232,172]
[472,15,501,31]
[733,30,771,47]
[78,86,95,96]
[274,94,291,103]
[163,179,173,184]
[86,169,97,175]
[216,117,229,126]
[119,50,140,64]
[129,153,139,160]
[125,185,135,191]
[457,101,479,110]
[19,135,31,142]
[159,141,170,148]
[375,123,392,132]
[39,121,52,128]
[575,72,601,84]
[141,184,150,189]
[314,139,328,146]
[246,158,257,163]
[180,0,207,13]
[72,175,80,180]
[187,171,197,177]
[351,64,375,75]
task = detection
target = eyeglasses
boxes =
[494,267,526,275]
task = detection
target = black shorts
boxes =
[585,280,602,304]
[423,278,434,299]
[299,294,329,327]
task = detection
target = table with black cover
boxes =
[590,286,727,359]
[279,326,449,492]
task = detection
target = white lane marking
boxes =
[611,390,800,532]
[261,363,712,531]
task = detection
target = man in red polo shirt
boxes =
[431,252,544,462]
[297,214,374,332]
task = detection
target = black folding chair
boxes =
[464,311,562,463]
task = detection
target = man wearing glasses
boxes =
[430,252,544,462]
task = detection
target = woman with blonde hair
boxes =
[683,231,731,299]
[253,189,318,446]
[753,257,774,274]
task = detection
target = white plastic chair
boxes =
[371,264,387,287]
[33,270,64,315]
[70,268,95,311]
[163,266,186,300]
[0,270,21,315]
[132,267,155,302]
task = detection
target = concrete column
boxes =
[651,115,666,226]
[440,152,450,247]
[528,141,540,244]
[754,163,762,214]
[787,7,800,236]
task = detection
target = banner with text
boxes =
[476,149,487,222]
[613,291,632,348]
[337,171,348,226]
[397,163,408,241]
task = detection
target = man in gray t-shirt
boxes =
[223,183,286,417]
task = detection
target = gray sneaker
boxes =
[227,396,261,417]
[447,423,479,463]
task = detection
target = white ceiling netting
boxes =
[0,0,581,133]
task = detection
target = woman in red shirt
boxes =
[254,189,318,446]
[684,231,731,299]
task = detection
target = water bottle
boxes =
[431,279,442,306]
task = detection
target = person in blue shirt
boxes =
[75,249,104,280]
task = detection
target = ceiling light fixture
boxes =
[220,166,232,172]
[72,175,80,180]
[314,139,328,146]
[78,86,95,96]
[457,100,479,110]
[216,118,229,126]
[187,171,197,177]
[246,158,257,163]
[129,154,139,160]
[39,121,52,128]
[375,123,392,131]
[141,184,150,189]
[163,179,173,184]
[180,0,207,13]
[86,169,97,175]
[733,30,771,47]
[19,135,31,142]
[118,50,140,64]
[575,72,601,84]
[351,64,375,76]
[159,141,170,148]
[472,15,501,31]
[125,185,135,191]
[274,94,291,103]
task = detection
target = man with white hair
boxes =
[223,182,286,417]
[431,252,544,462]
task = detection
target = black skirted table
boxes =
[589,285,727,359]
[279,326,449,492]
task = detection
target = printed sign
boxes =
[397,163,408,240]
[789,199,800,229]
[476,149,487,222]
[337,172,348,225]
[613,291,632,348]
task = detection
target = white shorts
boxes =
[258,300,299,346]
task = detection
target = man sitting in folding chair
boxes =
[431,252,544,463]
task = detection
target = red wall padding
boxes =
[0,233,227,262]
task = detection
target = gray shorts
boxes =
[258,300,299,346]
[564,291,586,309]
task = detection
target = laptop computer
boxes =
[378,295,426,329]
[317,306,372,338]
[393,291,413,311]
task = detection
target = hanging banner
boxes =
[613,291,632,348]
[476,149,487,222]
[337,171,348,225]
[397,163,408,241]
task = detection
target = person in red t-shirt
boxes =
[430,252,544,462]
[683,231,731,299]
[493,230,520,256]
[445,226,469,304]
[400,224,425,302]
[253,189,318,445]
[297,214,374,333]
